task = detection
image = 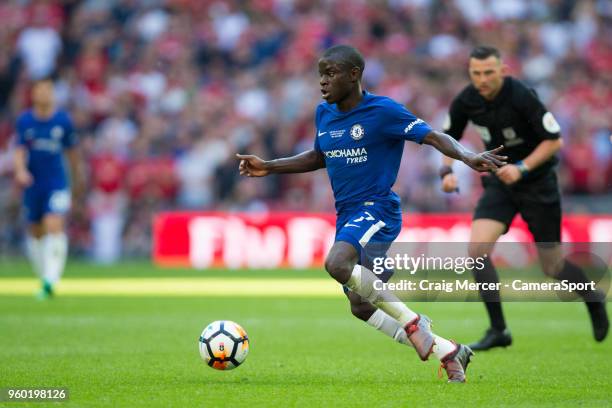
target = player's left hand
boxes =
[496,164,522,185]
[463,145,507,172]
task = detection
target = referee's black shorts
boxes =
[473,171,561,242]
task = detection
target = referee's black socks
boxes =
[554,260,604,304]
[473,258,507,331]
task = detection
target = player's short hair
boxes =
[470,46,501,60]
[322,45,365,77]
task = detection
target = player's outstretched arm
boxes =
[423,130,507,172]
[236,150,325,177]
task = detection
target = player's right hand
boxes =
[464,145,507,172]
[236,154,270,177]
[15,169,33,187]
[441,173,458,193]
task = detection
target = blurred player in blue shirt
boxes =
[14,78,82,299]
[237,45,507,382]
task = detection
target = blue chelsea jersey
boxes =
[314,91,432,213]
[16,109,77,189]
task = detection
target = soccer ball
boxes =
[199,320,249,370]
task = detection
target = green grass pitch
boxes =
[1,260,610,407]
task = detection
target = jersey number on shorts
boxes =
[345,211,375,227]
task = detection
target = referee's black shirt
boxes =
[443,76,562,181]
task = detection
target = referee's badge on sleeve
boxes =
[442,114,451,131]
[542,112,561,133]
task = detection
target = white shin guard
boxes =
[345,265,418,325]
[366,309,410,346]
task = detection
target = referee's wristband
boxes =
[515,160,530,177]
[439,165,453,179]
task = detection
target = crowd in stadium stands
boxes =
[0,0,610,260]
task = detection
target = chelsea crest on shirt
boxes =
[350,123,365,141]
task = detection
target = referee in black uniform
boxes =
[440,46,609,350]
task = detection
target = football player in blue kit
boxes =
[14,78,82,299]
[237,45,506,382]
